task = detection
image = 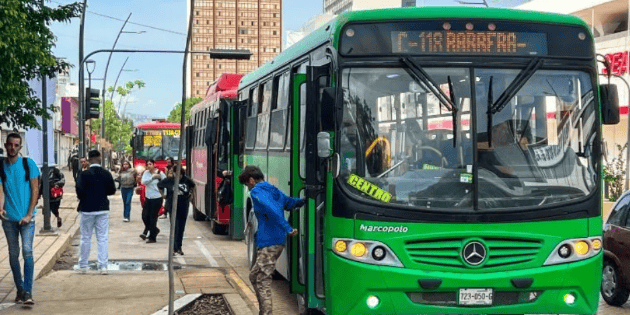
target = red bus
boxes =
[131,120,186,173]
[187,73,243,235]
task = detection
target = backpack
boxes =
[217,178,233,207]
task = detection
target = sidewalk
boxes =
[0,168,256,314]
[0,169,81,304]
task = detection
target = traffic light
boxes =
[85,88,100,120]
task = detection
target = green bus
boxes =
[231,6,620,315]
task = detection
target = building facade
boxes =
[189,0,282,98]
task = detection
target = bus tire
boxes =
[297,294,323,315]
[211,220,228,235]
[602,259,630,306]
[246,223,257,270]
[192,207,206,221]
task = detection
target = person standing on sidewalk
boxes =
[140,159,165,243]
[157,165,195,255]
[76,150,116,274]
[117,161,136,222]
[237,165,305,315]
[0,133,40,305]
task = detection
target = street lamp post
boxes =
[100,12,145,144]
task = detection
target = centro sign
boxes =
[602,51,630,75]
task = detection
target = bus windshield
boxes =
[339,66,597,211]
[135,129,185,161]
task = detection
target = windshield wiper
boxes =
[447,75,457,147]
[401,57,457,112]
[486,58,544,147]
[490,58,544,115]
[401,57,458,147]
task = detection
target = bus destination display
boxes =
[391,31,547,55]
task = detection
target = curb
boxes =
[225,269,258,315]
[151,294,201,315]
[35,227,79,280]
[150,293,253,315]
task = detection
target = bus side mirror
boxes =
[321,87,336,131]
[601,84,620,125]
[317,132,332,158]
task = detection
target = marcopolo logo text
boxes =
[359,224,409,233]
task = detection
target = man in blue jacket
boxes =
[76,150,116,274]
[238,165,305,315]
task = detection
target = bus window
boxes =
[256,81,272,149]
[269,73,289,149]
[245,86,259,150]
[282,72,292,151]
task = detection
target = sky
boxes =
[49,0,529,121]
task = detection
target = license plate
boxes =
[458,288,493,306]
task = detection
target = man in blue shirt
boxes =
[0,133,40,305]
[238,165,305,315]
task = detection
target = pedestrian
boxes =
[237,165,305,315]
[71,154,79,181]
[0,133,41,305]
[140,159,165,243]
[46,166,65,228]
[117,161,136,222]
[165,157,175,172]
[157,165,195,255]
[75,150,116,274]
[80,157,89,172]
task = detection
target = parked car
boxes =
[602,191,630,306]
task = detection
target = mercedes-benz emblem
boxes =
[462,241,487,266]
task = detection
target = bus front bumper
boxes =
[327,252,602,315]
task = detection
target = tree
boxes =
[168,97,203,123]
[91,80,144,152]
[0,0,82,129]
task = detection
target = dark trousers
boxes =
[173,199,189,252]
[50,200,61,217]
[142,198,162,240]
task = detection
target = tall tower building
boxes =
[189,0,281,97]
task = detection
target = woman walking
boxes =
[140,159,165,243]
[118,161,136,222]
[158,165,195,255]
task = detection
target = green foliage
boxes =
[604,143,628,202]
[91,80,144,152]
[0,0,82,129]
[168,97,202,123]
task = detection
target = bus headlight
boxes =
[332,238,403,268]
[544,237,602,266]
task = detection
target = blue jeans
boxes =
[2,219,35,293]
[121,187,134,219]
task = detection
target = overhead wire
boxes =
[48,0,187,36]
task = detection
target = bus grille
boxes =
[404,237,543,268]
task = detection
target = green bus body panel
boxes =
[324,218,601,314]
[240,7,591,90]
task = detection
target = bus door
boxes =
[185,125,194,177]
[230,100,248,240]
[205,114,219,222]
[291,64,331,311]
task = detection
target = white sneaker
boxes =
[74,266,89,274]
[123,218,129,222]
[99,267,108,275]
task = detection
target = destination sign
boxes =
[163,129,180,136]
[391,31,547,56]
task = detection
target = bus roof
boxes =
[239,6,589,88]
[135,122,181,129]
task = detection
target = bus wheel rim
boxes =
[603,265,617,297]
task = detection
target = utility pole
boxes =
[78,0,88,158]
[40,0,52,233]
